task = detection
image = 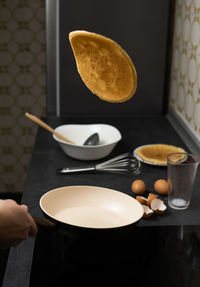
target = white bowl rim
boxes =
[53,123,122,148]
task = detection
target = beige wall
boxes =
[169,0,200,144]
[0,0,46,193]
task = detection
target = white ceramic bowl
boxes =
[53,124,122,160]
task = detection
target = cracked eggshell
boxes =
[136,196,148,205]
[150,198,167,214]
[147,193,158,207]
[142,205,153,218]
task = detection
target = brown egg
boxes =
[131,179,146,195]
[154,179,168,195]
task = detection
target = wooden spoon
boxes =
[25,112,74,144]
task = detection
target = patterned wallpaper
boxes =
[169,0,200,143]
[0,0,46,193]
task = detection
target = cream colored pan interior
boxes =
[40,186,144,229]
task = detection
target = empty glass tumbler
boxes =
[167,153,199,210]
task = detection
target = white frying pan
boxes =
[38,185,144,239]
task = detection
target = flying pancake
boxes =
[69,30,137,103]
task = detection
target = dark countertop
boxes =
[3,115,200,287]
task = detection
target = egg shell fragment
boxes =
[150,198,167,214]
[136,196,148,205]
[142,205,154,218]
[147,193,158,207]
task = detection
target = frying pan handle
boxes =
[33,216,56,230]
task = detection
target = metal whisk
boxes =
[57,153,141,175]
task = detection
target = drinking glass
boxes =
[167,153,199,210]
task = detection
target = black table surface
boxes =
[3,115,200,287]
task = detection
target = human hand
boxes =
[0,199,38,249]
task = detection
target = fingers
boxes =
[10,202,38,237]
[0,199,16,207]
[20,204,28,212]
[27,214,38,237]
[12,239,22,247]
[14,203,37,236]
[19,207,38,237]
[0,201,38,250]
[0,238,22,249]
[19,204,38,237]
[29,222,38,237]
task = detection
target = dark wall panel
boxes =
[59,0,170,116]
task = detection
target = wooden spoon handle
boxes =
[25,112,73,144]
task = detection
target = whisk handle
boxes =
[56,165,96,174]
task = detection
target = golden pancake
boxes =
[69,30,137,103]
[167,153,188,164]
[136,144,185,165]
